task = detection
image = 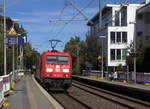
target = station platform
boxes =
[74,75,150,91]
[73,75,150,101]
[3,75,61,109]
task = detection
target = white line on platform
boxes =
[26,77,39,109]
[32,75,64,109]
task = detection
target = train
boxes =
[34,51,72,90]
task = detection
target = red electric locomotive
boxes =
[35,51,72,90]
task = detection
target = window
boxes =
[111,32,115,43]
[115,6,127,26]
[122,49,127,60]
[47,56,69,64]
[145,14,150,24]
[111,49,115,60]
[95,23,99,33]
[137,32,143,36]
[122,32,127,43]
[117,32,121,43]
[117,49,121,60]
[115,11,120,26]
[121,7,127,26]
[58,56,69,64]
[110,32,127,44]
[47,56,57,64]
[110,49,126,61]
[137,14,143,20]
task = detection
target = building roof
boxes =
[87,4,144,26]
[137,2,150,14]
[87,5,112,26]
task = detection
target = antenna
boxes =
[49,39,63,51]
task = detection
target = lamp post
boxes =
[76,45,80,74]
[3,0,6,75]
[129,21,136,83]
[99,36,106,78]
[17,34,21,72]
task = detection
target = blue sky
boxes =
[5,0,144,53]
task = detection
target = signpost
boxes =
[8,27,17,80]
[18,36,27,70]
[18,36,27,45]
[7,25,27,78]
[7,36,17,45]
[129,53,139,58]
[8,27,17,35]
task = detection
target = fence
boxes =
[0,77,4,108]
[82,70,102,77]
[83,70,150,83]
[0,71,21,108]
[118,72,150,83]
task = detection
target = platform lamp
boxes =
[99,36,106,78]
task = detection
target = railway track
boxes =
[49,80,150,109]
[72,80,150,109]
[50,91,93,109]
[37,75,150,109]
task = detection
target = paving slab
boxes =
[3,75,55,109]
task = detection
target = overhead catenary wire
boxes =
[49,0,94,22]
[45,2,69,48]
[39,0,144,52]
[50,0,95,38]
[49,4,68,36]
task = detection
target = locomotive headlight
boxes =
[64,74,69,77]
[63,69,69,72]
[46,68,53,72]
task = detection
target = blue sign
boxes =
[18,36,27,45]
[129,53,139,57]
[7,36,17,45]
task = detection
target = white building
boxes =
[87,3,144,71]
[136,1,150,47]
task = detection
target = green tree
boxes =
[141,46,150,72]
[85,34,101,70]
[126,39,150,72]
[64,36,86,75]
[0,16,37,75]
[126,42,134,71]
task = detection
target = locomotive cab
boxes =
[41,52,72,90]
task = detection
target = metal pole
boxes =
[76,45,80,74]
[127,65,129,82]
[3,0,6,75]
[134,23,136,83]
[19,45,21,70]
[99,0,102,30]
[129,21,136,83]
[99,0,103,77]
[16,36,18,72]
[20,45,23,70]
[99,36,106,77]
[102,38,104,78]
[134,57,136,83]
[13,45,15,80]
[22,46,23,70]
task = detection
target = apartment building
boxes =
[136,1,150,47]
[87,3,143,71]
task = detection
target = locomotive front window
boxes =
[58,56,69,64]
[47,56,57,64]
